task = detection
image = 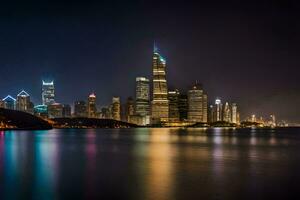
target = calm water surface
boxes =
[0,128,300,200]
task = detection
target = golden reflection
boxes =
[145,128,175,200]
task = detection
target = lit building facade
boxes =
[178,94,188,121]
[2,95,16,110]
[187,84,207,123]
[231,103,238,124]
[112,97,121,121]
[48,103,63,118]
[16,90,34,114]
[34,105,48,118]
[214,98,222,122]
[87,93,97,118]
[135,77,150,117]
[151,47,169,124]
[125,97,135,122]
[74,101,87,117]
[62,104,71,118]
[42,81,55,105]
[223,102,231,122]
[168,90,180,122]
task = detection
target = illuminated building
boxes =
[87,93,97,118]
[62,104,71,118]
[269,114,276,127]
[231,103,238,124]
[208,105,214,123]
[135,77,150,117]
[48,103,63,118]
[2,95,16,110]
[203,93,208,123]
[42,80,55,105]
[214,98,222,122]
[16,90,34,114]
[112,97,121,121]
[0,100,5,108]
[168,90,180,122]
[151,46,169,124]
[178,94,188,121]
[74,101,87,117]
[125,97,135,122]
[187,84,207,123]
[223,102,231,122]
[34,105,48,118]
[251,114,256,122]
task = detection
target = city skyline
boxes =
[0,1,298,122]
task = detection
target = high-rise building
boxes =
[125,97,135,122]
[112,97,121,121]
[202,93,208,123]
[74,101,87,117]
[87,93,97,118]
[151,46,169,124]
[231,103,238,124]
[42,81,55,105]
[62,104,71,118]
[168,90,180,122]
[48,103,63,118]
[214,98,222,122]
[0,100,5,108]
[187,84,207,123]
[178,94,188,121]
[2,95,16,110]
[135,77,150,117]
[223,102,231,122]
[208,105,214,123]
[16,90,34,114]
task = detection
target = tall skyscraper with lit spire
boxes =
[42,80,55,105]
[151,44,169,124]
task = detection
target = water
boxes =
[0,128,300,200]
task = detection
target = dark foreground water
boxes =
[0,128,300,200]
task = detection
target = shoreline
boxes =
[1,126,299,131]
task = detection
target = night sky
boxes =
[0,0,298,122]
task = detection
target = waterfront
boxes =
[0,128,300,200]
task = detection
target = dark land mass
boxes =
[52,117,139,128]
[0,108,52,130]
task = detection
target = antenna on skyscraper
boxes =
[153,41,158,53]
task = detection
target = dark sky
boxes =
[0,0,299,122]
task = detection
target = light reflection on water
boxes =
[0,128,300,200]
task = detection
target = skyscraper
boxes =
[125,97,135,122]
[135,77,150,117]
[151,46,169,124]
[168,89,180,122]
[178,94,188,122]
[187,84,207,123]
[16,90,34,114]
[203,93,208,123]
[2,95,16,110]
[223,102,231,122]
[42,81,55,105]
[62,104,71,118]
[74,101,87,117]
[214,98,222,122]
[231,103,238,124]
[48,103,63,118]
[87,93,97,118]
[112,97,121,121]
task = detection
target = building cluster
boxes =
[0,46,242,126]
[208,99,240,124]
[245,114,277,127]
